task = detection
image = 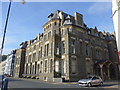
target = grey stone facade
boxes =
[14,42,27,78]
[14,10,119,82]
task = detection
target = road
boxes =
[7,77,119,90]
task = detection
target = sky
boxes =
[1,2,114,55]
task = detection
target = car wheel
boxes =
[87,83,92,87]
[99,82,103,86]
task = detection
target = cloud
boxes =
[87,2,111,14]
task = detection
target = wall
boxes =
[0,61,6,75]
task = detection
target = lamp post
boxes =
[0,0,26,62]
[0,0,12,62]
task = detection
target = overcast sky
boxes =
[1,2,114,55]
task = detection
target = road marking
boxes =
[102,85,118,88]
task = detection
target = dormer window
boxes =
[48,13,54,20]
[66,20,71,23]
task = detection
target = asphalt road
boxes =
[7,77,119,90]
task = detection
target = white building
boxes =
[4,50,16,76]
[112,0,120,69]
[0,60,6,75]
[0,54,2,62]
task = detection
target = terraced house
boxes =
[14,10,119,82]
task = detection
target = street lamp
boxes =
[0,0,26,62]
[0,0,12,62]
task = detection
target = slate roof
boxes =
[48,10,75,25]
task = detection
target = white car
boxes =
[78,75,103,87]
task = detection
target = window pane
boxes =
[71,60,76,74]
[55,61,59,72]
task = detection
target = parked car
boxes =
[78,75,103,87]
[0,74,8,89]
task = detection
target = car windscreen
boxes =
[86,76,92,79]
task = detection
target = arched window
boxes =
[44,60,48,73]
[37,64,40,74]
[40,61,43,73]
[32,65,34,74]
[50,59,53,72]
[55,60,59,72]
[71,59,77,74]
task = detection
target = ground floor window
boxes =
[32,65,35,74]
[26,64,28,74]
[55,60,59,72]
[40,61,43,73]
[30,63,32,74]
[86,60,93,74]
[37,64,40,74]
[50,59,53,73]
[44,60,48,73]
[71,59,77,74]
[61,60,66,74]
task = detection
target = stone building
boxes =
[15,10,118,82]
[14,42,27,78]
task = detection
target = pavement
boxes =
[7,77,119,90]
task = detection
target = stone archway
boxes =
[109,64,115,79]
[102,60,113,80]
[94,60,114,80]
[103,64,108,80]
